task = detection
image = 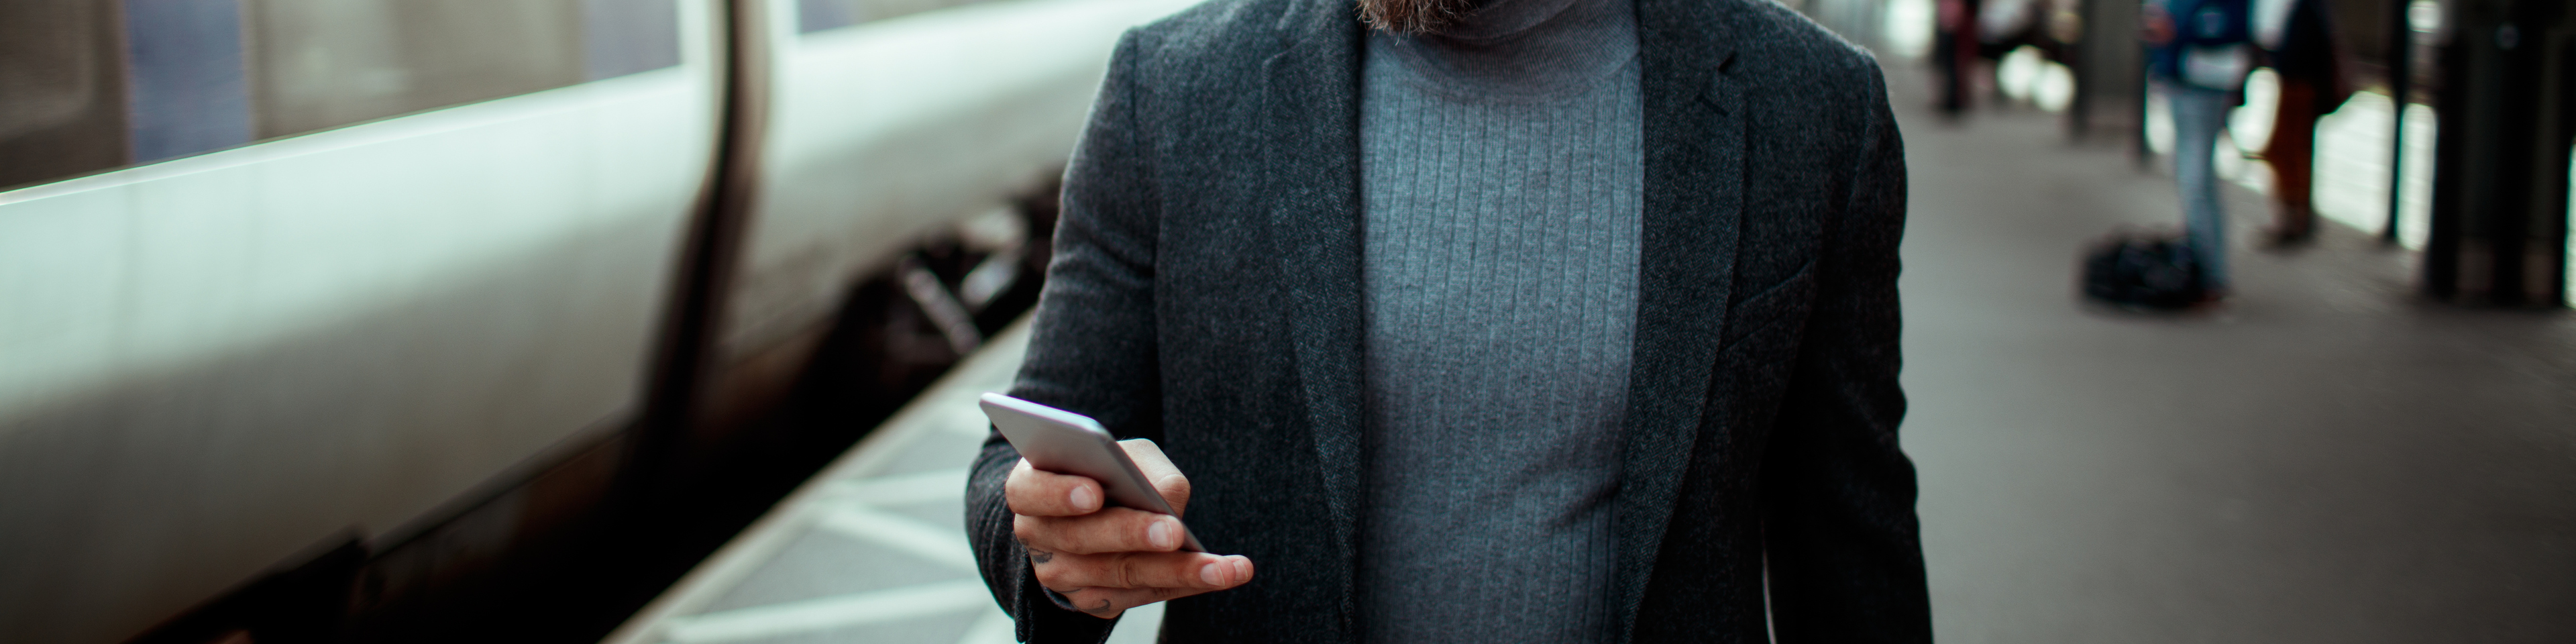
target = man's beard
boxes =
[1358,0,1479,34]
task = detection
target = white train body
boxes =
[728,0,1185,360]
[0,0,1191,640]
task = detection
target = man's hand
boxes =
[1006,439,1254,619]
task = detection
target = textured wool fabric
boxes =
[965,0,1927,641]
[1354,0,1641,639]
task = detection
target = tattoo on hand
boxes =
[1083,599,1116,616]
[1029,549,1054,564]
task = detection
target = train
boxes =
[0,0,1195,641]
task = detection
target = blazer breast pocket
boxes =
[1716,260,1817,356]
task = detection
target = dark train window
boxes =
[0,0,682,192]
[798,0,990,34]
[0,1,128,191]
[128,0,254,166]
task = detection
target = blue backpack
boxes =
[2153,0,2255,90]
[2174,0,2253,44]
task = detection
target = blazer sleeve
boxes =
[965,29,1167,644]
[1757,66,1934,644]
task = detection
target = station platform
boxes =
[1890,63,2576,642]
[598,320,1164,644]
[597,63,2575,644]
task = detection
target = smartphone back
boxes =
[979,392,1205,551]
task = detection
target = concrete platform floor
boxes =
[1887,64,2576,643]
[601,62,2576,644]
[599,321,1167,644]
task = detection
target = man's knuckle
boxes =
[1091,517,1136,553]
[1109,554,1138,588]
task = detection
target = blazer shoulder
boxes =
[1124,0,1300,76]
[1719,0,1887,101]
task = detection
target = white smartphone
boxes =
[979,392,1205,552]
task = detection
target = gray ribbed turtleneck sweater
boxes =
[1356,0,1642,639]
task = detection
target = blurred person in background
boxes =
[2145,0,2255,299]
[1934,0,1982,114]
[965,0,1931,639]
[2251,0,2349,244]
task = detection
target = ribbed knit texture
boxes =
[1356,0,1643,639]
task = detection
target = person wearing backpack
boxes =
[2144,0,2255,300]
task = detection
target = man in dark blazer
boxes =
[965,0,1929,638]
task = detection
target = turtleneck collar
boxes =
[1371,0,1638,97]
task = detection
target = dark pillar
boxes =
[2383,0,2413,243]
[2072,0,2147,143]
[2422,0,2574,307]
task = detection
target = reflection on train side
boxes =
[0,0,1197,641]
[0,0,715,641]
[0,0,682,190]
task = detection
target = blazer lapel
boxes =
[1611,0,1746,639]
[1263,0,1367,635]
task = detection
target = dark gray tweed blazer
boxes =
[965,0,1926,640]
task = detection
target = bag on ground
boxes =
[2082,231,2205,309]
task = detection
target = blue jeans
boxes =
[2165,84,2234,290]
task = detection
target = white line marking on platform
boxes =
[827,468,971,506]
[597,319,1036,644]
[660,578,992,643]
[816,504,979,570]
